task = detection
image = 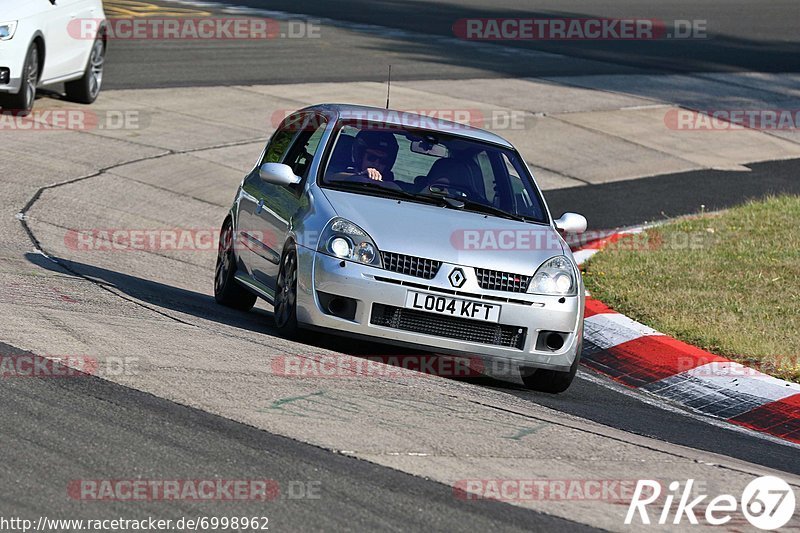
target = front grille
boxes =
[381,251,441,280]
[370,304,526,349]
[474,268,531,293]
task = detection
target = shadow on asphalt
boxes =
[24,251,800,477]
[25,252,431,360]
[0,341,590,532]
[204,0,800,74]
[545,158,800,231]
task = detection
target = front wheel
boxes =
[0,43,38,116]
[64,36,105,104]
[520,337,582,394]
[274,246,300,337]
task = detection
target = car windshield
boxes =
[320,120,549,224]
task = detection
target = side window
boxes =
[504,155,521,180]
[263,132,297,165]
[476,151,496,204]
[283,116,329,179]
[508,172,532,209]
[502,154,537,214]
[262,115,305,165]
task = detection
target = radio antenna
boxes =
[385,65,392,109]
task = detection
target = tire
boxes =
[273,245,300,337]
[520,337,582,394]
[0,43,39,116]
[64,35,105,104]
[214,219,257,311]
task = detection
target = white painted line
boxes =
[573,248,599,265]
[686,362,800,401]
[584,312,661,349]
[576,369,800,449]
[576,226,800,441]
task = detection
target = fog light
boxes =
[536,331,568,352]
[0,68,9,85]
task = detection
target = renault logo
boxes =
[448,268,466,288]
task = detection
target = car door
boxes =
[40,0,86,81]
[63,0,99,75]
[256,113,329,290]
[236,113,309,289]
[241,113,329,291]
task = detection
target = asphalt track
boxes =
[102,0,800,90]
[0,341,592,531]
[2,0,800,530]
[544,158,800,230]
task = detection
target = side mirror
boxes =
[258,163,301,186]
[554,212,587,234]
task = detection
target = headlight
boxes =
[329,237,352,258]
[0,21,17,41]
[318,217,383,267]
[528,256,578,296]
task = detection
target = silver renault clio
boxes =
[215,104,588,392]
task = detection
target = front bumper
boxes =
[0,35,29,95]
[295,247,584,374]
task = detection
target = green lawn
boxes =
[583,195,800,383]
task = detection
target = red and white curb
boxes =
[572,229,800,445]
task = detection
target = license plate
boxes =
[404,291,501,323]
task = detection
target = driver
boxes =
[330,130,398,182]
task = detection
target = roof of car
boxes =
[301,104,514,149]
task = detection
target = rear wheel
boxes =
[0,43,38,116]
[214,219,257,311]
[274,245,300,337]
[65,35,105,104]
[520,337,582,394]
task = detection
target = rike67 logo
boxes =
[626,476,796,530]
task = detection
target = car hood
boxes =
[0,1,43,21]
[321,189,566,275]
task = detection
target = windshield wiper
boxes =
[462,201,528,222]
[327,180,445,206]
[427,194,530,222]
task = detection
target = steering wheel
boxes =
[351,174,402,190]
[428,180,471,199]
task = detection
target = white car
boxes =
[0,0,106,115]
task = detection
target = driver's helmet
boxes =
[352,130,399,169]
